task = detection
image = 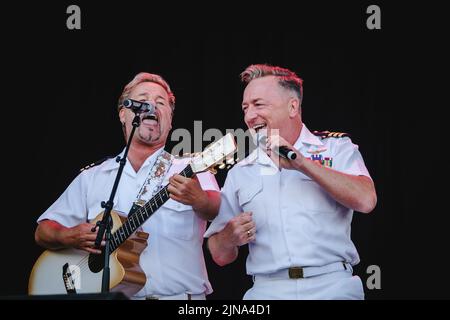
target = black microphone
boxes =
[259,136,297,160]
[122,99,155,114]
[278,146,297,160]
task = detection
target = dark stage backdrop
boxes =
[1,2,447,299]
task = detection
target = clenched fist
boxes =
[221,212,256,247]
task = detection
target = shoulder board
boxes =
[80,156,114,172]
[312,130,350,139]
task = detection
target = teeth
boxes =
[252,124,266,131]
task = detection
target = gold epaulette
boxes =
[80,156,113,172]
[312,130,350,139]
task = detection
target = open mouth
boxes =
[142,113,159,125]
[252,123,267,133]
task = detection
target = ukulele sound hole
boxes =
[88,251,105,273]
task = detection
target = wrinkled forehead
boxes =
[130,81,170,101]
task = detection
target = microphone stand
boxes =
[92,112,141,293]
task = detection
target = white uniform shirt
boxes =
[38,148,220,297]
[205,124,371,276]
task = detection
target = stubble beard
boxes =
[137,125,161,145]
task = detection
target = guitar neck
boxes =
[109,164,194,252]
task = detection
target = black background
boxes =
[1,1,447,299]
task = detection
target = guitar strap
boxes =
[127,149,173,216]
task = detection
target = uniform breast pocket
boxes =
[298,177,337,213]
[162,200,195,240]
[237,179,266,229]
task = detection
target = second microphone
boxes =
[258,135,297,160]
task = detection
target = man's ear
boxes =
[288,98,300,118]
[168,110,173,130]
[119,108,126,125]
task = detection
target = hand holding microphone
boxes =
[257,133,305,171]
[258,135,297,160]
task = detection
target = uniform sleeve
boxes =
[196,171,220,192]
[204,169,241,237]
[37,171,90,227]
[332,137,371,178]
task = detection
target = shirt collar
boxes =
[294,123,324,149]
[100,146,165,172]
